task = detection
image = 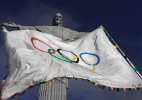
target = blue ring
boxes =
[79,52,100,66]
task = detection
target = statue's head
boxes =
[52,13,62,26]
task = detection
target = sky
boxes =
[0,0,142,100]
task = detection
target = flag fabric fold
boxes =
[1,27,142,99]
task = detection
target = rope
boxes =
[102,26,142,79]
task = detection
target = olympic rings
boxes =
[31,37,100,70]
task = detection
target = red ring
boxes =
[31,37,55,54]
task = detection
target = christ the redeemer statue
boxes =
[2,13,87,100]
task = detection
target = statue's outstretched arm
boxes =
[1,22,36,30]
[1,22,19,29]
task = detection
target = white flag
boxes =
[1,27,142,99]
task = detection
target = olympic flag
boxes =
[1,27,142,99]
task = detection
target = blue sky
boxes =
[0,0,142,100]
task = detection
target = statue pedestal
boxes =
[38,78,68,100]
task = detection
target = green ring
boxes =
[48,49,72,63]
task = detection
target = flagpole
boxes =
[103,27,142,79]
